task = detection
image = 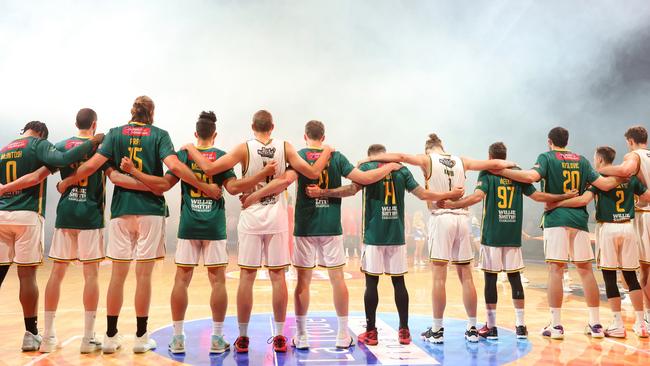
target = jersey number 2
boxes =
[615,191,625,213]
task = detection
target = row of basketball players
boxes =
[0,95,648,357]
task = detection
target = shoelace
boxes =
[237,337,249,348]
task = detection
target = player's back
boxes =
[98,122,176,217]
[633,149,650,210]
[54,136,106,229]
[591,176,645,223]
[535,149,600,231]
[0,137,50,215]
[294,149,354,237]
[239,138,288,234]
[426,152,465,214]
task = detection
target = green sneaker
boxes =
[168,334,185,354]
[210,334,230,354]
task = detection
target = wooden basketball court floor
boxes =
[1,257,649,366]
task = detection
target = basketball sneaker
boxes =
[541,324,564,340]
[604,324,626,338]
[515,325,528,339]
[633,322,649,338]
[335,335,355,349]
[168,334,185,354]
[79,336,102,353]
[210,334,230,354]
[398,328,411,345]
[22,331,42,352]
[465,326,479,343]
[270,335,287,352]
[358,329,378,345]
[585,323,605,338]
[133,332,157,353]
[38,335,58,353]
[421,327,444,344]
[234,336,249,353]
[292,334,309,350]
[102,333,122,353]
[478,325,498,340]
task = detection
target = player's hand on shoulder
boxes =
[204,184,222,200]
[180,143,193,151]
[322,144,335,153]
[448,186,464,199]
[262,161,278,176]
[91,133,105,146]
[305,184,322,198]
[489,169,504,175]
[120,157,136,174]
[503,160,517,168]
[388,162,402,171]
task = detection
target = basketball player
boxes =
[437,142,576,340]
[493,127,621,339]
[239,120,402,350]
[364,133,515,343]
[56,96,221,354]
[597,126,650,327]
[305,143,464,346]
[182,110,333,353]
[547,146,649,338]
[0,121,102,351]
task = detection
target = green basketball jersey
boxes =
[97,122,176,218]
[167,148,236,240]
[359,162,419,245]
[589,176,646,223]
[54,136,107,229]
[532,149,600,231]
[476,171,536,247]
[0,136,94,215]
[294,149,355,237]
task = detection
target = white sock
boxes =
[173,321,184,336]
[84,311,96,338]
[296,316,307,336]
[43,311,56,338]
[238,323,248,337]
[635,311,644,325]
[550,307,561,327]
[467,317,477,330]
[514,308,525,327]
[588,307,600,326]
[486,309,497,328]
[612,312,623,327]
[213,322,224,336]
[274,321,285,336]
[337,316,349,338]
[433,318,443,331]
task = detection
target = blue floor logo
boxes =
[150,312,531,365]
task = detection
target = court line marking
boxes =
[23,335,81,366]
[603,337,650,355]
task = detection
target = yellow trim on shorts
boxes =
[107,256,132,263]
[482,267,525,274]
[136,256,165,263]
[430,258,450,263]
[175,263,198,267]
[0,262,12,266]
[293,264,317,270]
[319,263,346,270]
[204,263,228,268]
[79,257,104,263]
[238,264,262,269]
[360,268,407,276]
[545,258,594,264]
[15,261,43,267]
[640,260,650,265]
[265,264,291,269]
[452,259,473,265]
[49,256,77,263]
[599,265,641,271]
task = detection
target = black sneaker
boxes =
[478,325,498,340]
[465,326,479,343]
[515,325,528,339]
[421,327,444,344]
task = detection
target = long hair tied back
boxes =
[131,96,155,124]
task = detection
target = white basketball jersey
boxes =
[426,152,466,214]
[633,149,650,211]
[238,138,288,234]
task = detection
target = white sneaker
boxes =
[604,324,626,338]
[168,334,185,354]
[133,332,157,353]
[335,335,355,349]
[291,334,309,350]
[633,322,649,338]
[102,333,122,354]
[210,334,230,354]
[80,336,102,353]
[22,332,43,352]
[38,335,58,353]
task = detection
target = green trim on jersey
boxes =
[97,122,176,218]
[360,162,419,245]
[532,149,600,231]
[589,176,646,223]
[0,136,94,216]
[54,136,107,229]
[167,147,236,240]
[477,171,536,247]
[294,149,355,237]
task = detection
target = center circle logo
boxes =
[150,311,532,365]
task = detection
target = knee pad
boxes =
[507,272,525,300]
[623,270,642,292]
[602,270,620,299]
[484,272,498,304]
